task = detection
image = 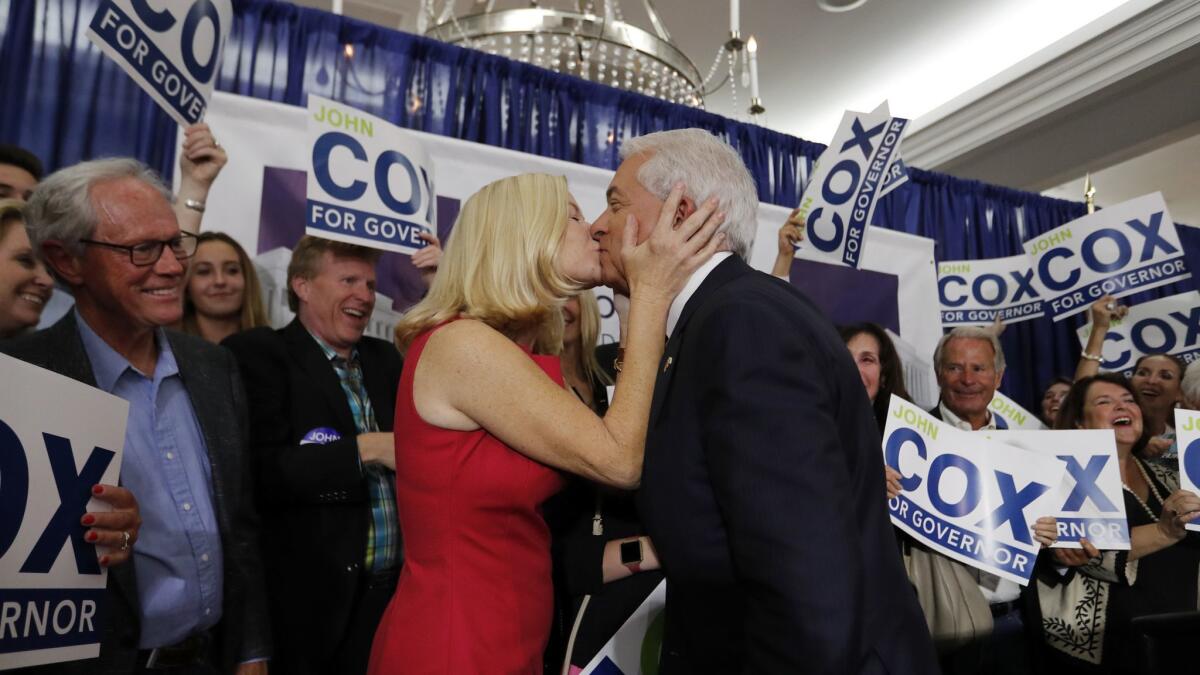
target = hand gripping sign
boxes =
[87,0,232,126]
[987,430,1129,550]
[0,355,127,670]
[1176,409,1200,533]
[1024,193,1191,321]
[306,96,436,255]
[882,396,1067,584]
[1076,291,1200,377]
[794,102,909,268]
[938,255,1044,327]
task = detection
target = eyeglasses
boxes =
[79,232,199,266]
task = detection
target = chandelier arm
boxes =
[640,0,672,42]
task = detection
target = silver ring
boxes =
[120,531,130,552]
[1105,301,1116,311]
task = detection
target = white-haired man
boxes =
[589,128,937,674]
[2,158,269,674]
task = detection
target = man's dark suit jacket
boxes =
[636,256,938,674]
[222,319,403,674]
[0,313,270,674]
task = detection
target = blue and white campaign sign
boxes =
[987,430,1128,550]
[580,581,665,675]
[305,95,436,255]
[0,354,127,670]
[795,101,909,268]
[86,0,231,126]
[1024,193,1191,321]
[882,396,1067,585]
[1176,409,1200,533]
[938,255,1044,326]
[988,392,1045,431]
[1076,291,1200,377]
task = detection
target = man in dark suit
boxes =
[588,129,938,674]
[223,236,405,675]
[2,158,269,673]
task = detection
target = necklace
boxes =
[1121,458,1166,522]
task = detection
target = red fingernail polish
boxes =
[81,514,96,526]
[99,556,110,567]
[92,485,104,495]
[85,531,98,542]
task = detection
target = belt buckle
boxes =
[144,632,207,670]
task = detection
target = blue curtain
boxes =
[2,0,1196,410]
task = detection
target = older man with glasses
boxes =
[0,158,270,674]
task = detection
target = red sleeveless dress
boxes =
[368,321,566,674]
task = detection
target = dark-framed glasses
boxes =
[79,232,199,266]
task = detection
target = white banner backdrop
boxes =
[0,355,127,670]
[186,92,940,362]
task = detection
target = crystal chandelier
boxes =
[419,1,765,115]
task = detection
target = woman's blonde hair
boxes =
[575,291,613,387]
[182,232,270,335]
[395,173,579,351]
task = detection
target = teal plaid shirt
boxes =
[310,332,399,572]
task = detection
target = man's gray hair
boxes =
[23,157,172,257]
[1182,360,1200,409]
[620,129,758,259]
[933,326,1007,374]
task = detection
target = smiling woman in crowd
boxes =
[1034,373,1200,673]
[1040,376,1072,428]
[0,199,53,339]
[181,232,269,344]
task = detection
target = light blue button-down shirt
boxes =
[76,312,223,649]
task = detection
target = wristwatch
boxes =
[620,538,643,574]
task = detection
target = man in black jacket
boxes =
[588,129,938,674]
[3,158,269,674]
[223,236,405,675]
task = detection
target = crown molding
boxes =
[904,0,1200,169]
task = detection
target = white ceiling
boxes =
[286,1,1199,224]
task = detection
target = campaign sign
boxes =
[938,255,1044,326]
[86,0,232,126]
[988,392,1045,431]
[1175,409,1200,532]
[1076,291,1200,377]
[0,354,128,670]
[795,102,909,268]
[1024,193,1190,321]
[306,95,436,255]
[988,430,1128,550]
[580,581,665,675]
[882,396,1067,585]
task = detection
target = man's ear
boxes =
[41,241,83,286]
[291,276,310,305]
[674,195,697,226]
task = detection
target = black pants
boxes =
[333,569,399,675]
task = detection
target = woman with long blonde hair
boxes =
[369,173,722,674]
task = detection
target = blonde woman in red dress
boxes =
[369,173,723,674]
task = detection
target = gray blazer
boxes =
[1,313,271,674]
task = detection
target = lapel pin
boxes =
[663,356,673,373]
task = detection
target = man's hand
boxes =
[1089,295,1128,331]
[412,231,442,288]
[1032,516,1058,548]
[358,432,396,471]
[1142,436,1173,459]
[179,123,227,189]
[84,484,141,567]
[1052,538,1100,567]
[884,465,902,500]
